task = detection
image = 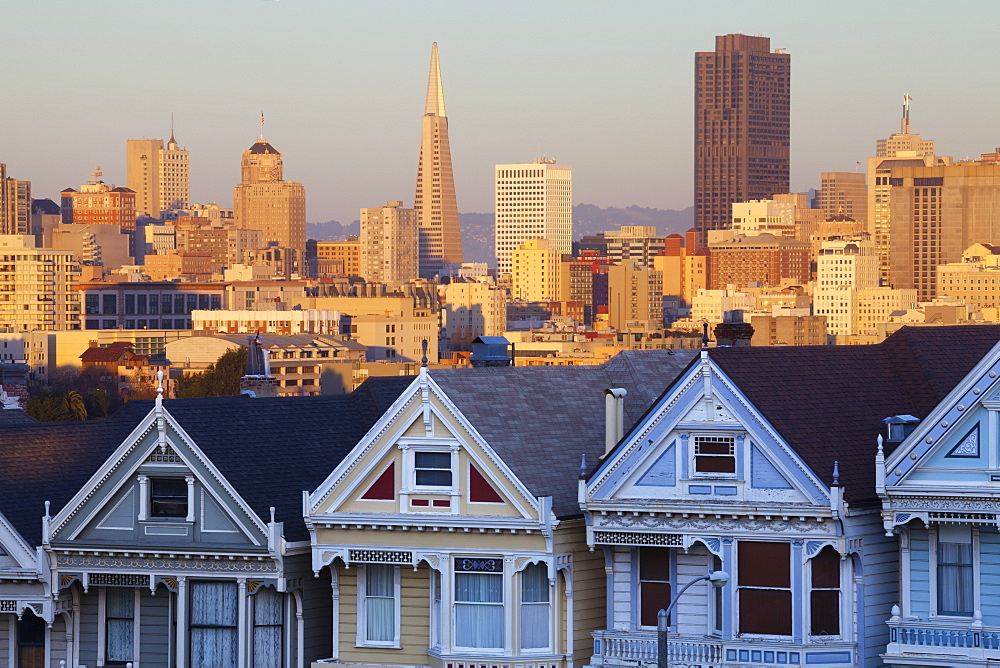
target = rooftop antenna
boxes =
[168,112,177,148]
[259,110,266,141]
[901,93,912,135]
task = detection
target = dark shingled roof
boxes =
[248,141,279,155]
[707,325,1000,505]
[0,376,411,547]
[431,350,698,518]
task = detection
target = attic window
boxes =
[150,478,188,518]
[694,436,736,474]
[415,452,452,487]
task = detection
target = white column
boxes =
[503,557,514,653]
[330,566,340,661]
[440,556,453,651]
[185,476,195,523]
[237,579,248,668]
[175,577,188,668]
[137,476,149,521]
[97,587,106,667]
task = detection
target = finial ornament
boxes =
[832,460,840,486]
[421,339,428,367]
[579,453,587,478]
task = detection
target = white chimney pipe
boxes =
[604,388,628,455]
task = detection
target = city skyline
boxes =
[3,1,1000,227]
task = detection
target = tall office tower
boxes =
[511,238,562,302]
[0,164,31,235]
[414,43,463,278]
[817,172,867,222]
[60,168,137,231]
[607,260,664,331]
[359,201,419,283]
[886,161,1000,300]
[604,226,665,266]
[867,97,951,285]
[694,34,790,251]
[126,132,190,217]
[233,132,306,271]
[495,158,572,276]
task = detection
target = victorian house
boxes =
[880,329,1000,666]
[306,351,695,668]
[0,371,406,667]
[582,326,1000,668]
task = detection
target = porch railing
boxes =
[591,630,723,664]
[886,614,1000,659]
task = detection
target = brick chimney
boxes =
[240,334,278,398]
[0,362,30,410]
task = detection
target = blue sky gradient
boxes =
[3,1,999,224]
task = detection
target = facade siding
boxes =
[140,588,171,666]
[555,520,607,664]
[675,544,711,637]
[286,553,333,663]
[851,510,899,668]
[909,527,930,619]
[980,529,1000,625]
[78,589,99,667]
[611,546,631,630]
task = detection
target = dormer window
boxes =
[414,452,452,487]
[694,435,736,475]
[150,478,188,518]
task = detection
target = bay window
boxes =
[455,568,504,649]
[361,564,398,645]
[520,563,550,650]
[190,581,238,665]
[738,541,791,635]
[938,525,974,616]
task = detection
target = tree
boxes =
[64,391,87,421]
[84,388,110,419]
[176,347,248,398]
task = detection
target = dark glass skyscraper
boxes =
[694,34,790,250]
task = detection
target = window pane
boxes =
[107,619,134,661]
[455,573,502,603]
[521,602,549,649]
[415,452,450,468]
[696,455,736,473]
[415,469,452,486]
[639,547,670,582]
[739,542,789,587]
[640,581,671,627]
[191,628,238,666]
[366,597,395,642]
[191,582,238,626]
[521,563,549,603]
[812,547,841,589]
[455,603,503,648]
[366,564,394,598]
[253,587,282,626]
[107,588,134,617]
[739,589,791,635]
[811,590,840,635]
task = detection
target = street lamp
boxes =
[657,570,730,668]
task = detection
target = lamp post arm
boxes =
[661,574,709,623]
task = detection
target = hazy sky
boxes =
[3,1,999,225]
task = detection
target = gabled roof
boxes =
[707,325,1000,504]
[79,341,137,363]
[0,376,411,546]
[430,350,698,518]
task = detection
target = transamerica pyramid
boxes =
[414,42,463,278]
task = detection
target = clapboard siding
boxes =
[140,587,171,666]
[49,616,68,666]
[909,527,930,619]
[675,544,711,636]
[980,529,1000,627]
[611,546,632,629]
[555,521,607,664]
[285,554,332,663]
[78,589,99,667]
[851,510,899,668]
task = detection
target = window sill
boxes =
[355,643,401,650]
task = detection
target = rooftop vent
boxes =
[883,415,920,443]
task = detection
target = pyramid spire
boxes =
[424,42,447,117]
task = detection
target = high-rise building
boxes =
[608,261,664,331]
[126,132,190,217]
[694,34,790,250]
[414,43,463,278]
[867,97,951,285]
[812,236,878,336]
[233,132,306,273]
[359,201,419,283]
[60,168,137,231]
[314,238,361,278]
[495,159,572,276]
[511,238,563,302]
[0,164,31,235]
[885,161,1000,300]
[707,233,811,289]
[604,226,664,266]
[0,235,79,331]
[817,172,867,222]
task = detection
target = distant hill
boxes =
[307,204,694,265]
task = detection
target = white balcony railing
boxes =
[591,630,722,665]
[885,610,1000,661]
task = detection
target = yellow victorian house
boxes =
[306,351,695,668]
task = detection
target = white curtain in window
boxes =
[365,565,395,642]
[520,563,550,650]
[191,581,239,667]
[253,586,283,668]
[939,542,974,614]
[455,573,503,649]
[106,588,134,662]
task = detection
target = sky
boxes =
[3,1,1000,225]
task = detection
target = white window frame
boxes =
[929,525,981,619]
[356,564,401,648]
[806,546,845,641]
[453,568,505,652]
[518,562,552,653]
[691,434,738,479]
[399,442,458,495]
